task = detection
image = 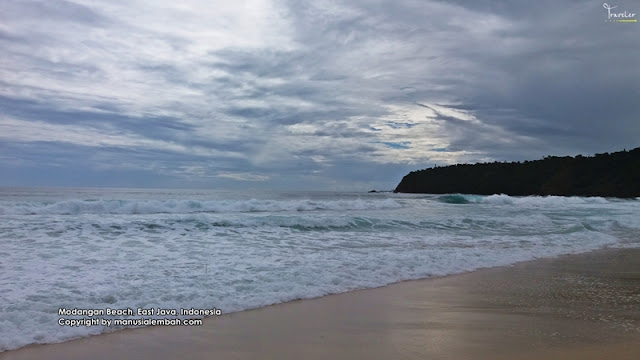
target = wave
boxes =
[160,215,430,232]
[0,198,403,215]
[437,193,615,205]
[437,194,478,204]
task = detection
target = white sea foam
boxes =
[437,193,613,205]
[0,198,403,215]
[481,194,610,205]
[0,189,638,352]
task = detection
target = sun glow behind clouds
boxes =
[366,103,478,164]
[278,102,482,165]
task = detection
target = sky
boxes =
[1,0,639,190]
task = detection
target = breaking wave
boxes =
[437,193,616,205]
[0,198,403,215]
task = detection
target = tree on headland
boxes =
[394,147,640,198]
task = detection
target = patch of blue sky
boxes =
[382,142,410,149]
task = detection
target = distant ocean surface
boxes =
[1,187,639,351]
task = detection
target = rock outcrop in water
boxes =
[395,147,640,198]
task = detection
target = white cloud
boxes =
[215,172,270,181]
[1,0,297,118]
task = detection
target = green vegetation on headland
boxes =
[394,147,640,198]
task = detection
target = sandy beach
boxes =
[2,248,639,360]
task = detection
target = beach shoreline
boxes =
[2,247,639,359]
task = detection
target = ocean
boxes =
[1,187,638,351]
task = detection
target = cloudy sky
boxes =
[1,0,639,190]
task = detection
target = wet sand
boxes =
[2,248,639,359]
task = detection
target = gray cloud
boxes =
[1,0,638,190]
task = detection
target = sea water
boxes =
[1,187,638,351]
